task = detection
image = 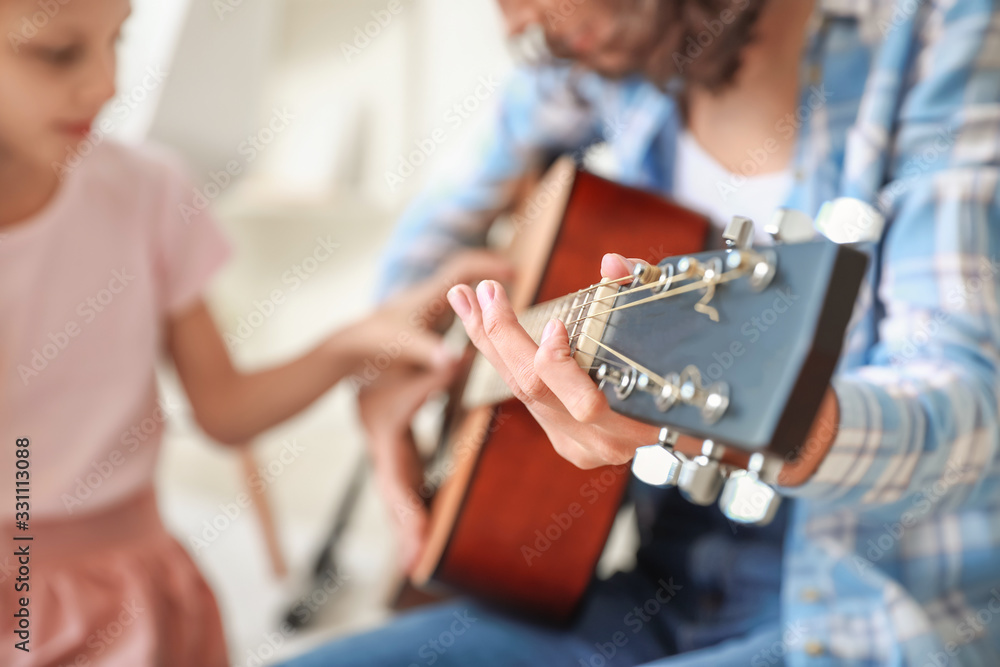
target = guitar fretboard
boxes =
[461,292,588,409]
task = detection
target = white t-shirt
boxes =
[672,130,793,246]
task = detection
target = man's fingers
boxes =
[534,318,611,424]
[476,280,558,405]
[601,253,636,280]
[447,283,523,399]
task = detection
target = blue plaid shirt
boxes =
[379,0,1000,664]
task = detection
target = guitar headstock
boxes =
[568,203,875,525]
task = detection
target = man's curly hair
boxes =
[653,0,768,89]
[543,0,769,91]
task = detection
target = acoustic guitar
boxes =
[411,157,870,622]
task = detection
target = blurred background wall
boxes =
[106,1,516,663]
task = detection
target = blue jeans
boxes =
[280,489,788,667]
[280,540,784,666]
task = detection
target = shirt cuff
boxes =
[778,374,872,499]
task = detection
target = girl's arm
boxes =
[166,299,446,445]
[166,249,512,446]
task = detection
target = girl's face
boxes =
[0,0,130,169]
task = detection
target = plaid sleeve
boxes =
[374,64,602,301]
[783,0,1000,509]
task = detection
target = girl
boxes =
[0,0,507,664]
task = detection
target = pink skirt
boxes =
[2,486,229,667]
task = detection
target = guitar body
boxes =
[412,160,707,622]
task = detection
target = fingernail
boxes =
[613,253,633,273]
[541,319,558,344]
[447,286,470,318]
[476,280,496,309]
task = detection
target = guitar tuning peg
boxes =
[765,208,815,244]
[723,215,755,250]
[596,364,638,399]
[677,440,726,506]
[813,197,886,244]
[631,428,682,487]
[718,453,782,526]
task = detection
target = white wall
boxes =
[147,0,282,181]
[130,0,512,208]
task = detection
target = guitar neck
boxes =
[461,292,588,409]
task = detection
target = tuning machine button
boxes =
[723,215,755,250]
[765,208,815,244]
[631,260,676,294]
[747,249,778,292]
[719,452,782,526]
[597,364,638,400]
[631,428,682,487]
[813,198,886,244]
[678,366,729,425]
[638,367,729,425]
[677,440,726,506]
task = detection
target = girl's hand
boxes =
[335,250,515,376]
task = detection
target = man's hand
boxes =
[355,249,514,571]
[446,252,840,483]
[445,253,661,469]
[359,365,454,572]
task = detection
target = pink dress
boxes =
[0,140,231,666]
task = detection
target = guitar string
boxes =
[562,265,751,329]
[576,333,666,385]
[515,270,696,336]
[518,262,744,334]
[473,258,753,402]
[472,351,636,405]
